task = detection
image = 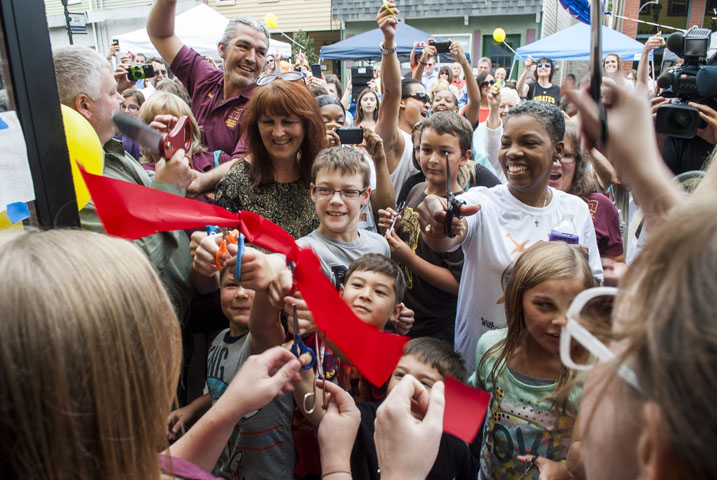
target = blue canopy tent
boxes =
[516,23,649,62]
[320,22,465,61]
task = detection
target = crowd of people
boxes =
[2,0,717,479]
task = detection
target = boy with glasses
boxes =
[298,146,391,289]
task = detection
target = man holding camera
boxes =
[147,0,270,194]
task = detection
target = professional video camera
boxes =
[655,27,717,138]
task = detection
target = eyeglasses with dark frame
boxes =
[257,71,306,86]
[312,186,367,200]
[120,104,140,112]
[559,152,580,165]
[401,92,431,104]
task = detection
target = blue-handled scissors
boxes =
[287,261,315,370]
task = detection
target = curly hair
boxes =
[506,100,565,145]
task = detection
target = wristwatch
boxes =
[379,42,397,56]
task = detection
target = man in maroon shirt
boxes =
[147,0,270,193]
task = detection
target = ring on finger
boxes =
[424,224,432,233]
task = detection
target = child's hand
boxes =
[378,207,402,231]
[268,269,293,310]
[317,380,361,474]
[192,233,237,277]
[362,129,386,161]
[239,247,276,291]
[166,406,191,441]
[385,227,412,263]
[392,303,414,335]
[375,375,445,479]
[284,292,317,336]
[517,455,570,480]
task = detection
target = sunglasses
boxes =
[402,92,431,104]
[479,80,495,88]
[537,63,551,68]
[256,71,305,86]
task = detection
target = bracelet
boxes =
[322,471,351,478]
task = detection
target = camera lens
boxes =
[667,109,694,130]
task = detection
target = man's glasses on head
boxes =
[401,92,431,104]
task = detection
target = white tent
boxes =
[114,4,291,61]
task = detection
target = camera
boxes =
[428,39,451,53]
[655,27,717,138]
[127,64,156,81]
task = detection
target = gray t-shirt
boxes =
[297,229,390,289]
[205,330,295,480]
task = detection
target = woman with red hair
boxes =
[215,77,327,238]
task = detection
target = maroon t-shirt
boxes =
[583,192,623,257]
[170,45,255,160]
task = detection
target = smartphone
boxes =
[311,64,322,78]
[428,39,451,53]
[112,38,119,47]
[294,66,302,73]
[127,64,156,81]
[337,128,364,145]
[417,42,425,48]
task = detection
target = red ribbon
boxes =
[443,376,491,443]
[79,168,489,437]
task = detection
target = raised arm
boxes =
[147,0,185,66]
[453,42,481,126]
[364,129,396,212]
[516,57,533,99]
[374,1,405,172]
[636,34,663,98]
[411,42,435,82]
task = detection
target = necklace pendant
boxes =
[534,218,540,227]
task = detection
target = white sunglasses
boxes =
[560,287,642,391]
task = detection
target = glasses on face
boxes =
[559,152,579,165]
[120,104,140,112]
[537,63,551,69]
[257,71,305,86]
[480,80,495,88]
[560,287,642,391]
[402,92,431,104]
[313,186,367,200]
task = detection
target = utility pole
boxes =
[60,0,73,44]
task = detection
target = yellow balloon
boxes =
[493,28,506,43]
[60,105,104,210]
[265,13,278,29]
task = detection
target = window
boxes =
[668,0,688,16]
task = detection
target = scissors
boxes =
[387,200,406,235]
[287,261,315,370]
[518,455,538,479]
[211,227,245,281]
[303,331,329,414]
[443,152,465,238]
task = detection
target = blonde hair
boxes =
[479,241,595,413]
[138,92,205,161]
[608,196,717,478]
[0,230,181,480]
[429,79,450,100]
